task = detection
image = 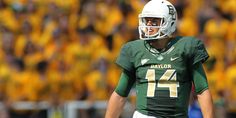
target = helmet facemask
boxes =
[139,15,168,40]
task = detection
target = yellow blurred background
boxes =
[0,0,236,118]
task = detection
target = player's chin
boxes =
[148,32,156,35]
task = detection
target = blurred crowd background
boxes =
[0,0,236,118]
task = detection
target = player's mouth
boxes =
[148,29,155,34]
[146,28,153,32]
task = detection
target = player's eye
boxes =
[143,17,160,26]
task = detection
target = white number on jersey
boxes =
[145,69,179,97]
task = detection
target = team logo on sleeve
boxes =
[141,59,150,65]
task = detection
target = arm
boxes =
[105,91,127,118]
[192,62,214,118]
[197,89,214,118]
[105,71,136,118]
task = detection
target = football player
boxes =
[105,0,213,118]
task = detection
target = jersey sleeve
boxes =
[115,71,136,97]
[191,39,209,65]
[192,62,209,94]
[116,43,135,72]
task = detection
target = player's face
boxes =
[143,17,161,35]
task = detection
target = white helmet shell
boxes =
[139,0,177,40]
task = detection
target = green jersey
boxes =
[116,36,209,117]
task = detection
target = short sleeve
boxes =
[116,43,135,72]
[191,39,209,65]
[192,62,209,94]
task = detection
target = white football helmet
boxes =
[139,0,177,40]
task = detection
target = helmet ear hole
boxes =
[169,22,176,33]
[162,19,166,25]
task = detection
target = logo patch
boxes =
[141,59,150,65]
[170,57,179,61]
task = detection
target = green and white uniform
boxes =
[115,36,209,117]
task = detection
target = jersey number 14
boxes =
[145,69,179,97]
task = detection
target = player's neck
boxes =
[149,38,172,50]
